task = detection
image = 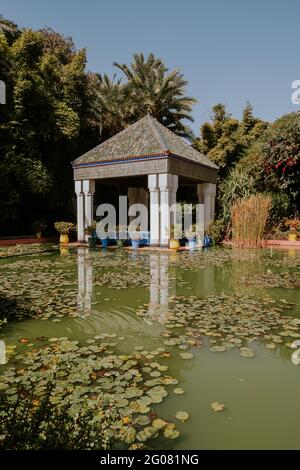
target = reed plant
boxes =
[231,194,272,247]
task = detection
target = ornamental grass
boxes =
[231,194,272,248]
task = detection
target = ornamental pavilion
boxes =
[72,114,218,246]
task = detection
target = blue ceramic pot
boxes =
[101,238,109,248]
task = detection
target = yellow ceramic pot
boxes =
[60,246,69,256]
[169,239,180,251]
[288,233,298,242]
[60,234,69,244]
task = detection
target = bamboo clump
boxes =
[231,194,272,248]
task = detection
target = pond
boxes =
[0,245,300,449]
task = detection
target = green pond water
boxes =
[0,245,300,449]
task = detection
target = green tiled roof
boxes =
[73,114,218,170]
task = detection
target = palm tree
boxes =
[96,73,132,140]
[0,15,18,39]
[113,53,196,140]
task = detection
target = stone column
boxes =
[83,180,95,238]
[75,180,85,242]
[197,182,216,227]
[148,175,160,246]
[202,182,216,226]
[158,173,173,247]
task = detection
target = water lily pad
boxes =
[239,347,255,358]
[209,345,226,352]
[152,418,167,430]
[173,388,185,395]
[210,401,226,412]
[164,427,180,439]
[175,410,190,422]
[179,352,194,360]
[150,371,161,378]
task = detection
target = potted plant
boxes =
[33,219,47,239]
[169,224,181,251]
[85,221,97,246]
[117,225,127,248]
[129,225,141,249]
[285,219,300,242]
[54,221,75,244]
[95,221,110,248]
[185,224,197,250]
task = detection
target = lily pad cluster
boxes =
[0,243,57,259]
[136,293,299,354]
[0,336,183,448]
[0,259,78,323]
[168,248,260,271]
[239,271,300,289]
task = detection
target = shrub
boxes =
[0,381,117,450]
[206,220,226,244]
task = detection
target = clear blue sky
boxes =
[1,0,300,132]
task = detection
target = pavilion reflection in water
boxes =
[77,247,93,316]
[76,249,175,321]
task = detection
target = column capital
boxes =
[202,182,216,196]
[75,180,83,195]
[158,173,173,191]
[83,179,95,195]
[148,174,159,191]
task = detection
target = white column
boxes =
[148,175,160,246]
[75,180,85,242]
[170,175,178,227]
[83,180,95,237]
[202,182,216,226]
[159,173,173,247]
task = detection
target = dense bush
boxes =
[0,381,116,450]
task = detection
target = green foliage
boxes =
[218,167,255,224]
[260,112,300,213]
[206,220,226,244]
[268,193,294,228]
[194,102,268,178]
[0,24,100,235]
